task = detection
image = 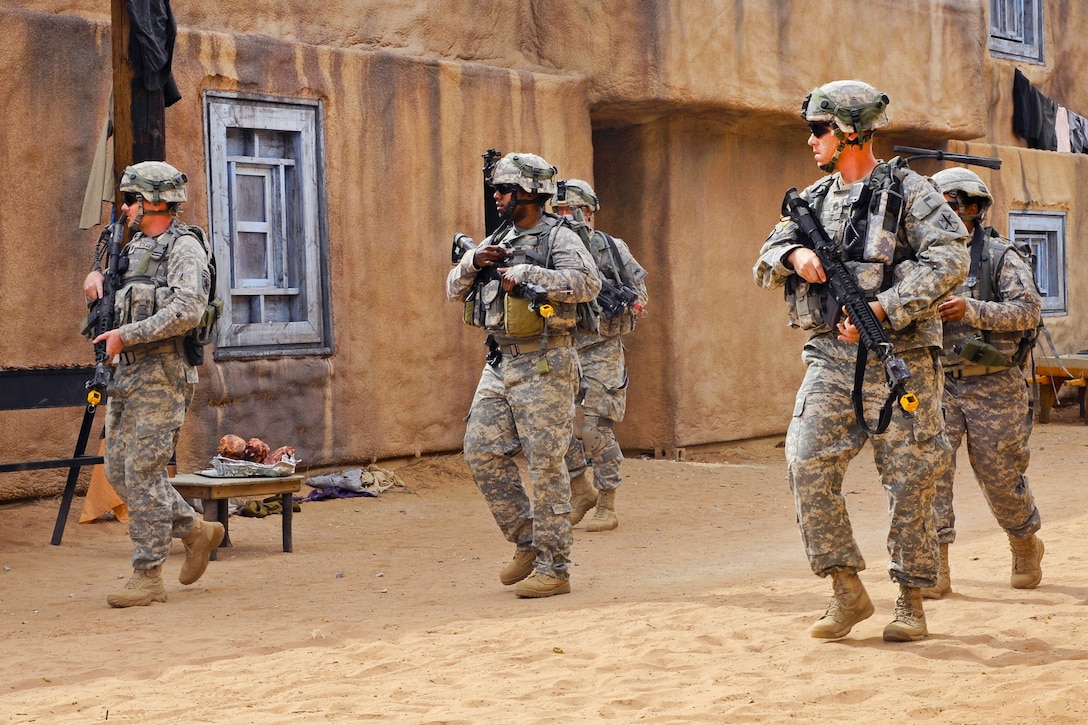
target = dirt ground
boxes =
[1,403,1087,724]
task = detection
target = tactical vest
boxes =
[944,226,1038,368]
[785,160,908,331]
[463,214,576,339]
[591,230,644,338]
[114,221,218,363]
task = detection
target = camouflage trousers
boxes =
[563,334,628,490]
[105,353,198,570]
[786,340,947,588]
[936,367,1041,543]
[464,345,579,579]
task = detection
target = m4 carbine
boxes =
[82,219,125,406]
[782,188,918,435]
[451,233,553,317]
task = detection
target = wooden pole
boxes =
[111,0,166,184]
[111,0,133,197]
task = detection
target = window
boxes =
[989,0,1043,64]
[204,93,332,357]
[1009,211,1066,315]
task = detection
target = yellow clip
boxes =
[538,304,555,318]
[899,392,919,413]
[87,389,102,406]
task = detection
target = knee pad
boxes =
[580,417,621,463]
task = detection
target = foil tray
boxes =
[203,455,299,478]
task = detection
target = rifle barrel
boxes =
[892,145,1002,170]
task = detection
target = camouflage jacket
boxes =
[940,225,1041,370]
[753,164,969,352]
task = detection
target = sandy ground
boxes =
[1,404,1087,724]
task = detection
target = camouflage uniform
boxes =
[754,168,968,588]
[447,215,600,581]
[936,225,1042,543]
[564,230,648,492]
[105,220,208,570]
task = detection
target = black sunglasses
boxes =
[808,122,833,139]
[492,184,518,195]
[122,192,143,205]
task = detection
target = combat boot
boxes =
[586,488,618,532]
[569,469,597,525]
[882,584,928,642]
[499,547,536,586]
[179,519,226,585]
[1009,533,1044,589]
[514,573,571,598]
[107,566,167,608]
[922,543,952,600]
[809,570,874,639]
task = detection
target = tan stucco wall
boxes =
[2,2,1086,499]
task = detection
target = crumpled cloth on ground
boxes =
[79,440,128,524]
[299,465,403,501]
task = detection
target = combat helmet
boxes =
[119,161,188,203]
[802,80,890,137]
[489,152,558,196]
[553,179,600,211]
[931,167,993,208]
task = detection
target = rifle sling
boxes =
[851,344,896,435]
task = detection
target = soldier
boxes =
[447,152,601,598]
[82,161,224,608]
[553,179,648,532]
[924,167,1044,599]
[753,81,969,641]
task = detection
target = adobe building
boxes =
[1,1,1085,499]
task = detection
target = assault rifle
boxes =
[83,218,126,406]
[482,148,504,236]
[782,188,919,434]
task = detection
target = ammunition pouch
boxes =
[463,273,546,336]
[504,295,545,337]
[956,335,1014,369]
[787,276,826,330]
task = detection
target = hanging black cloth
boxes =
[126,0,181,106]
[1011,68,1057,151]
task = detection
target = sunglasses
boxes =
[492,184,518,195]
[808,123,833,139]
[122,192,143,205]
[945,198,960,211]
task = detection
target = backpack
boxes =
[181,224,224,366]
[977,230,1040,369]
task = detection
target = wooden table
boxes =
[1031,353,1088,424]
[170,473,304,559]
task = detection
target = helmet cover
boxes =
[119,161,188,203]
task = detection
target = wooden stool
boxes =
[170,473,304,559]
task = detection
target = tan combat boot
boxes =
[586,488,618,532]
[922,543,952,600]
[882,584,928,642]
[569,469,597,525]
[499,547,536,586]
[514,573,571,598]
[179,519,226,585]
[1009,534,1044,589]
[107,566,167,608]
[809,570,874,639]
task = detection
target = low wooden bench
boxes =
[1030,353,1088,424]
[170,473,304,559]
